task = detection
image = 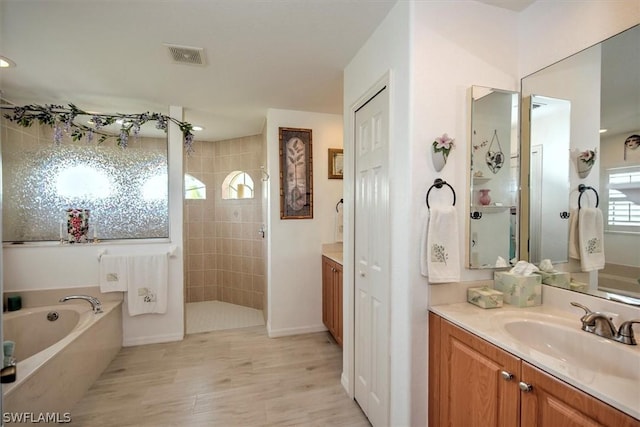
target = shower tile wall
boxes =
[185,134,264,309]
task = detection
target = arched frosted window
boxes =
[222,171,254,200]
[185,174,206,200]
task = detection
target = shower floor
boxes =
[186,300,265,334]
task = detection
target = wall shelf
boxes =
[471,205,511,213]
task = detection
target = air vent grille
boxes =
[165,44,205,66]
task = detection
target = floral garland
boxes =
[2,103,195,153]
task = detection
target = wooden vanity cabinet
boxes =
[520,362,639,427]
[322,256,343,347]
[429,312,639,427]
[429,312,520,427]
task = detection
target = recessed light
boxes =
[0,56,16,68]
[192,126,204,132]
[599,129,608,134]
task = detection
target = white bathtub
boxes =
[2,300,122,418]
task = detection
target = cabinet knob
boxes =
[359,271,366,277]
[518,381,533,392]
[500,371,514,381]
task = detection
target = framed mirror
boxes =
[521,24,640,304]
[468,86,519,269]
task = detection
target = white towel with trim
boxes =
[568,208,580,260]
[127,254,168,316]
[423,206,460,283]
[578,208,605,272]
[99,255,128,292]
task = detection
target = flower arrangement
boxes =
[578,149,596,166]
[2,103,196,153]
[433,133,455,161]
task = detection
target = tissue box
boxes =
[536,271,571,288]
[494,271,542,307]
[467,286,503,309]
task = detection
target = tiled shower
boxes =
[184,134,265,310]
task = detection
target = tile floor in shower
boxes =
[186,300,265,334]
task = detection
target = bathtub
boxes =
[2,300,122,419]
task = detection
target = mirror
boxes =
[468,86,519,269]
[526,95,571,265]
[521,24,640,304]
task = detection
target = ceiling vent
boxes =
[164,44,206,66]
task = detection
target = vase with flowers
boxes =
[577,148,596,178]
[432,133,455,172]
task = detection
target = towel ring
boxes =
[578,184,599,209]
[336,198,343,213]
[426,178,456,209]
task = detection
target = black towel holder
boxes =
[426,178,456,209]
[335,198,343,213]
[578,184,599,209]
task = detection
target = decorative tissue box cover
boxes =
[536,271,571,288]
[494,271,542,307]
[467,286,503,309]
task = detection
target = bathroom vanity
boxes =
[428,305,639,427]
[322,247,343,347]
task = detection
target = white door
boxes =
[354,86,389,426]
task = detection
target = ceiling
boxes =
[0,0,397,142]
[0,1,538,143]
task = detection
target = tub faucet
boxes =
[59,295,103,314]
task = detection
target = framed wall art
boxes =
[328,148,343,179]
[279,127,313,219]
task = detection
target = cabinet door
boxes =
[440,319,520,427]
[321,256,333,332]
[334,262,343,347]
[521,362,640,427]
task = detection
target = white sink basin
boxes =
[493,312,640,381]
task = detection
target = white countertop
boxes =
[322,242,343,265]
[430,303,640,420]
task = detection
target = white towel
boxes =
[578,208,605,272]
[335,203,344,242]
[126,254,168,316]
[568,208,580,260]
[424,206,460,283]
[99,255,128,292]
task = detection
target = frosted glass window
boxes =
[2,128,169,242]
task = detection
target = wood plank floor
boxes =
[70,326,370,426]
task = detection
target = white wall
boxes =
[343,2,520,424]
[265,108,343,337]
[343,2,412,425]
[411,3,519,425]
[518,1,640,77]
[2,106,185,346]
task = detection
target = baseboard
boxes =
[123,332,184,347]
[267,323,327,338]
[341,372,350,395]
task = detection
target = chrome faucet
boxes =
[59,295,103,314]
[570,302,640,345]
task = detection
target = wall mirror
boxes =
[468,86,519,269]
[521,24,640,305]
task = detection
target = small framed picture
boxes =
[279,127,313,219]
[328,148,343,179]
